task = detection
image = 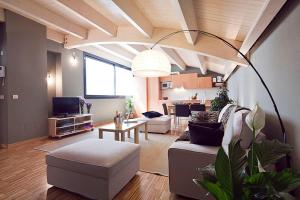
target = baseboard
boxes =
[6,136,49,148]
[93,120,113,127]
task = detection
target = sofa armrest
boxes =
[168,141,218,200]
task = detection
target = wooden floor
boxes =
[0,120,192,200]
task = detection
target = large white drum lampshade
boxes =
[131,49,171,77]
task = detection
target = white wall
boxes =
[162,87,219,101]
[228,0,300,171]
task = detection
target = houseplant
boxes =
[125,97,135,119]
[210,86,233,111]
[194,105,300,200]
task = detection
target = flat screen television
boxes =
[52,97,80,117]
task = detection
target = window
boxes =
[84,53,133,98]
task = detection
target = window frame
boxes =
[83,52,132,99]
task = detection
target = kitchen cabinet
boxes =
[159,75,172,82]
[198,76,213,88]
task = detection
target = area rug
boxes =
[34,129,178,176]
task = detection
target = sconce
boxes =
[70,51,78,66]
[47,73,54,85]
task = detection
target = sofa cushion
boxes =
[188,122,224,146]
[46,139,140,179]
[142,111,163,118]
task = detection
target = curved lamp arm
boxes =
[150,29,290,167]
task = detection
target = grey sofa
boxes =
[168,104,258,199]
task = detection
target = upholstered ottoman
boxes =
[139,115,171,133]
[46,139,140,200]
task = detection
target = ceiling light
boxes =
[131,49,171,77]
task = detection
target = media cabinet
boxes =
[48,114,93,138]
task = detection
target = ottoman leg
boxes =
[121,132,125,141]
[134,128,139,144]
[115,132,120,141]
[99,130,103,139]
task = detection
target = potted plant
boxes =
[194,105,300,200]
[125,97,135,119]
[210,86,233,111]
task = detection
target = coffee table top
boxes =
[98,120,146,132]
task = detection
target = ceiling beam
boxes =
[112,0,153,37]
[65,27,247,66]
[155,46,186,70]
[56,0,117,36]
[223,63,238,81]
[0,8,4,22]
[47,28,65,44]
[79,46,131,67]
[94,44,135,62]
[0,0,87,39]
[239,0,287,54]
[196,55,207,75]
[171,0,198,44]
[118,44,148,55]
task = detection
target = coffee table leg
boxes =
[144,123,148,140]
[99,129,103,139]
[121,131,125,141]
[134,128,139,144]
[127,130,131,138]
[115,131,120,141]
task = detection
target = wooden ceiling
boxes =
[0,0,287,78]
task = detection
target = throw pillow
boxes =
[221,106,237,154]
[142,111,163,118]
[190,111,219,123]
[220,105,236,128]
[188,122,224,146]
[176,130,190,141]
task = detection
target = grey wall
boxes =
[47,52,58,117]
[47,40,126,122]
[228,0,300,169]
[0,22,8,146]
[2,11,48,144]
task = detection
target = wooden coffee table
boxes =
[98,121,148,144]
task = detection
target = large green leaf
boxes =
[244,169,300,199]
[254,140,293,167]
[214,139,247,199]
[270,169,300,192]
[195,179,231,200]
[215,146,233,198]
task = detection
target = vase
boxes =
[80,106,84,114]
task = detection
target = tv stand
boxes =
[48,114,93,138]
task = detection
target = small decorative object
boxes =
[86,102,92,114]
[163,96,168,100]
[191,93,198,100]
[212,77,217,83]
[210,86,233,111]
[114,111,123,129]
[125,97,135,119]
[79,97,85,114]
[194,104,300,200]
[217,76,222,82]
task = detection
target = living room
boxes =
[0,0,300,199]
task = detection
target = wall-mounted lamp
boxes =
[47,73,54,85]
[70,51,78,66]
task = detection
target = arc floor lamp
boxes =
[131,29,290,167]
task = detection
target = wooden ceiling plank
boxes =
[196,55,207,75]
[157,47,186,70]
[47,28,65,44]
[112,0,153,37]
[94,44,135,62]
[65,27,247,67]
[0,0,87,39]
[118,44,148,55]
[239,0,287,54]
[56,0,117,36]
[171,0,198,44]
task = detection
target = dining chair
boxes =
[175,104,190,126]
[190,103,206,111]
